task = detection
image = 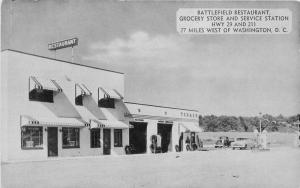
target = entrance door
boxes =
[157,124,173,153]
[103,129,111,155]
[129,122,147,154]
[47,127,58,157]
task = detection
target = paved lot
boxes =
[2,147,300,188]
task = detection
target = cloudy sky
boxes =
[1,0,300,116]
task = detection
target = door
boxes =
[157,124,173,153]
[47,127,58,157]
[103,129,111,155]
[129,122,147,154]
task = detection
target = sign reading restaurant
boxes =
[48,38,78,50]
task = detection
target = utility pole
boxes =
[259,112,262,134]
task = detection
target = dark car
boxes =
[214,139,224,148]
[215,136,231,148]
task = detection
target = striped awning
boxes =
[30,76,62,92]
[98,87,123,99]
[90,119,129,129]
[179,122,202,133]
[20,115,89,127]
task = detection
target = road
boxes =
[2,147,300,188]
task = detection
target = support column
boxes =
[172,122,180,152]
[146,120,157,154]
[111,128,114,153]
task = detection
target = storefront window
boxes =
[90,128,101,148]
[114,129,122,147]
[21,126,43,149]
[62,128,80,148]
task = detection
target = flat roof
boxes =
[124,102,199,112]
[1,49,124,75]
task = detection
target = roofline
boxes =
[124,101,199,112]
[1,49,124,75]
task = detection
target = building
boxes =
[1,49,202,162]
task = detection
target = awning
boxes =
[76,83,92,96]
[179,122,202,133]
[20,115,89,127]
[30,76,62,92]
[99,87,123,99]
[90,119,129,129]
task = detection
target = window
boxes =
[98,98,115,108]
[62,128,80,148]
[114,129,122,147]
[75,84,92,106]
[21,126,43,149]
[90,129,101,148]
[28,76,61,103]
[138,109,141,113]
[164,112,167,115]
[75,95,83,106]
[29,89,54,103]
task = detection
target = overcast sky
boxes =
[1,0,300,116]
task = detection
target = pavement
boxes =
[1,146,300,188]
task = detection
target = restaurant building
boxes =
[1,49,201,162]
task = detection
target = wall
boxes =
[125,102,199,121]
[1,52,9,161]
[110,128,129,156]
[1,50,126,161]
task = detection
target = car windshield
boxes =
[236,138,247,141]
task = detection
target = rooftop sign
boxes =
[48,38,78,51]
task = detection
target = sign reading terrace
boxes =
[48,38,78,50]
[176,9,292,34]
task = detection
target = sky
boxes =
[1,0,300,116]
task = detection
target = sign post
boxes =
[48,38,78,63]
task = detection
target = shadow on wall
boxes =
[43,92,130,121]
[102,99,129,120]
[83,95,106,119]
[43,92,81,118]
[116,100,132,119]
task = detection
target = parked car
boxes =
[214,136,231,148]
[231,138,256,150]
[228,138,235,146]
[214,139,224,148]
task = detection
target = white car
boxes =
[231,138,256,150]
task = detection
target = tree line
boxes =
[199,114,300,132]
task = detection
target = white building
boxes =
[1,50,202,162]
